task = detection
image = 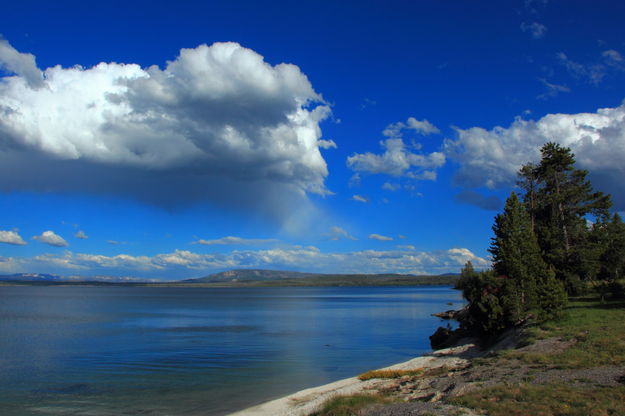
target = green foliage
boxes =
[598,213,625,283]
[519,142,612,294]
[535,274,567,320]
[457,263,508,334]
[490,192,550,321]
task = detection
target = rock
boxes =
[432,310,458,319]
[430,326,455,349]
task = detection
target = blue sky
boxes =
[1,0,625,279]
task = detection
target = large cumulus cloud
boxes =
[445,101,625,208]
[0,40,331,219]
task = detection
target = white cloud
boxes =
[352,194,368,203]
[347,138,445,177]
[0,40,331,221]
[603,49,624,64]
[75,230,88,239]
[347,117,444,183]
[326,226,357,241]
[537,78,570,100]
[382,182,400,191]
[317,139,337,149]
[445,100,625,207]
[33,231,69,247]
[368,233,393,241]
[383,117,440,138]
[520,21,547,39]
[0,230,27,245]
[557,52,606,85]
[193,236,279,245]
[396,244,416,250]
[0,247,489,276]
[0,39,44,88]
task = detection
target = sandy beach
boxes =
[228,340,484,416]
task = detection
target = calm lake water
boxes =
[0,285,462,415]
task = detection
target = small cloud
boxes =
[347,138,445,177]
[327,226,357,241]
[520,21,547,39]
[106,240,127,245]
[383,117,440,138]
[193,236,279,246]
[361,98,377,109]
[398,234,407,239]
[75,230,88,239]
[537,78,570,100]
[406,170,437,181]
[33,231,69,247]
[557,52,605,85]
[603,49,624,63]
[318,139,337,149]
[368,233,393,241]
[396,244,416,250]
[382,182,400,191]
[349,173,361,187]
[352,194,369,203]
[0,230,27,245]
[602,50,625,71]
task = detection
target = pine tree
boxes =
[600,213,625,282]
[524,142,611,294]
[489,192,557,322]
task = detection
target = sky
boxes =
[1,0,625,279]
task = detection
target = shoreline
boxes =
[227,338,483,416]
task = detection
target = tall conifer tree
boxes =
[490,192,555,322]
[521,143,611,293]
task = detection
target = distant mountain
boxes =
[0,273,63,282]
[0,273,158,284]
[0,269,460,287]
[182,269,459,286]
[183,269,320,283]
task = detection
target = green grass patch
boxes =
[309,393,393,416]
[499,298,625,368]
[449,384,625,416]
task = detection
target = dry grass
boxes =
[357,368,425,381]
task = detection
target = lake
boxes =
[0,285,462,415]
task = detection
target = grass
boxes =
[448,296,625,416]
[448,384,625,416]
[358,366,452,381]
[308,393,393,416]
[496,298,625,368]
[358,368,425,380]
